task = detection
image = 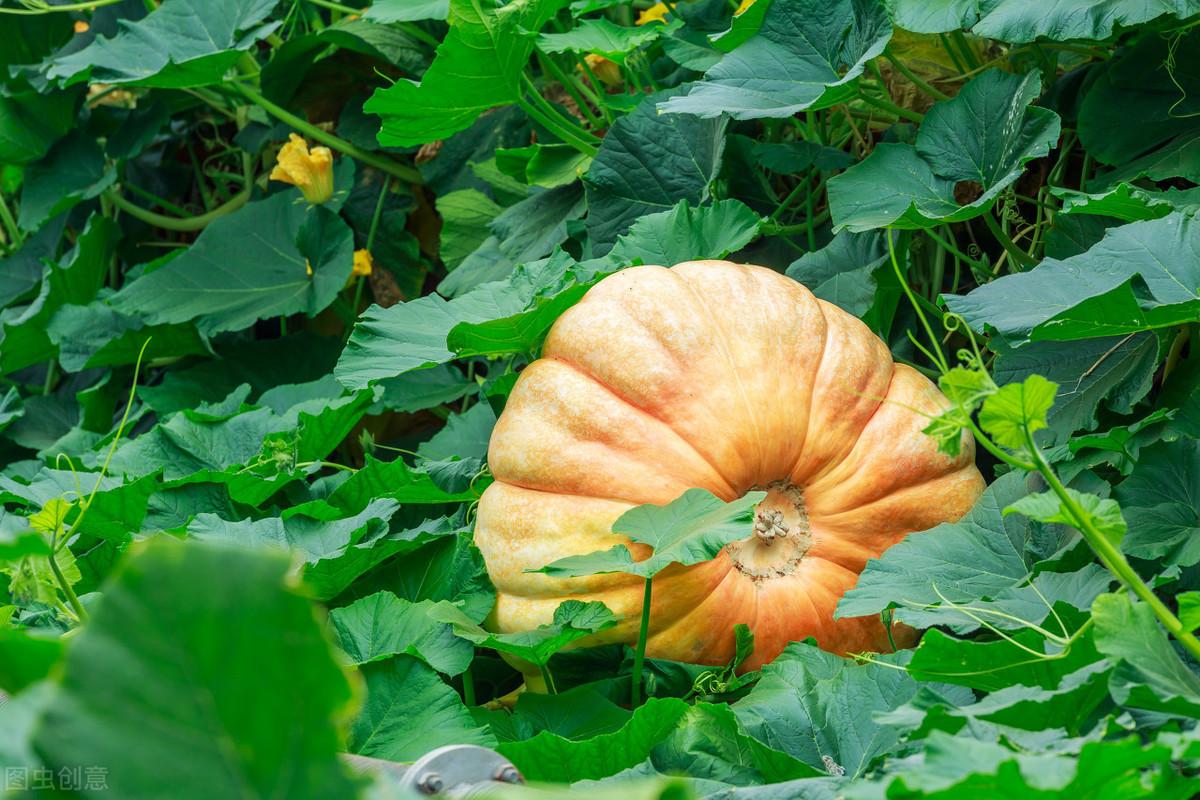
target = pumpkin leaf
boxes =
[31,539,359,799]
[585,85,729,253]
[945,213,1200,346]
[45,0,279,88]
[829,70,1060,232]
[365,0,567,146]
[538,18,664,61]
[428,598,618,667]
[889,0,1200,42]
[328,591,473,674]
[536,488,765,580]
[1093,592,1200,718]
[348,655,496,762]
[657,0,891,120]
[1114,439,1200,569]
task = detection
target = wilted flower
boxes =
[580,53,622,89]
[270,133,334,205]
[352,249,373,278]
[636,2,669,25]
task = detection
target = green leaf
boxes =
[112,193,354,337]
[538,18,662,61]
[907,610,1104,692]
[888,0,1200,41]
[438,189,503,270]
[186,498,401,600]
[829,70,1060,232]
[1006,489,1127,548]
[495,143,592,189]
[585,85,729,253]
[992,334,1159,446]
[978,374,1057,450]
[329,591,473,674]
[1178,592,1200,632]
[838,473,1060,625]
[32,538,359,799]
[733,643,919,778]
[1093,591,1200,718]
[45,0,279,88]
[365,0,449,22]
[785,230,889,319]
[1052,184,1200,222]
[499,697,692,782]
[326,455,481,514]
[0,626,62,694]
[365,0,566,146]
[17,132,115,232]
[349,655,496,761]
[608,199,762,268]
[658,0,891,119]
[46,299,209,372]
[429,598,617,667]
[0,213,117,374]
[0,86,78,166]
[1115,439,1200,569]
[1077,31,1200,167]
[537,488,764,579]
[946,213,1200,346]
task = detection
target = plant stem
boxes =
[631,577,653,707]
[888,231,949,372]
[1025,435,1200,661]
[858,92,924,124]
[233,83,424,184]
[461,666,476,706]
[304,0,441,47]
[982,212,1037,270]
[536,51,605,129]
[0,192,22,248]
[538,662,559,694]
[106,186,251,232]
[48,549,87,621]
[884,47,951,101]
[517,95,600,157]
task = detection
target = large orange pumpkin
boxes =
[474,260,984,672]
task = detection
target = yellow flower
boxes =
[636,2,669,25]
[305,260,313,276]
[580,53,622,89]
[270,133,334,205]
[74,20,89,33]
[352,249,373,278]
[734,0,757,15]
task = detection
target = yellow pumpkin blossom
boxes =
[580,53,622,89]
[270,133,334,205]
[636,2,669,25]
[74,20,89,33]
[352,249,373,278]
[734,0,757,14]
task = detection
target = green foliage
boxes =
[3,1,1200,796]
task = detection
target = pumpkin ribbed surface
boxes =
[474,260,984,670]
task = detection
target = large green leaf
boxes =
[944,213,1200,346]
[658,0,891,119]
[585,85,729,253]
[348,655,495,761]
[329,591,472,674]
[17,132,115,232]
[429,599,617,667]
[889,0,1200,42]
[992,334,1159,445]
[1093,592,1200,718]
[32,538,359,799]
[1115,439,1200,569]
[365,0,566,146]
[537,489,765,580]
[0,86,78,166]
[733,643,919,778]
[44,0,278,88]
[112,192,353,336]
[829,70,1060,232]
[538,18,663,61]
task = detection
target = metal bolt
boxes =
[417,772,445,795]
[494,765,522,784]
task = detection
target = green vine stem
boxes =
[107,186,251,232]
[883,47,951,101]
[630,577,653,707]
[0,191,22,249]
[858,92,925,124]
[233,83,425,185]
[982,212,1037,270]
[1023,432,1200,661]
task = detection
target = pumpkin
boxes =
[474,260,984,673]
